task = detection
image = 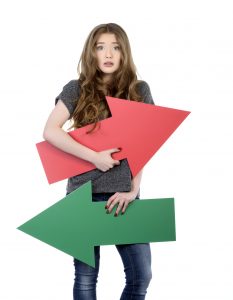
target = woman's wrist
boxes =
[85,149,98,165]
[128,189,139,200]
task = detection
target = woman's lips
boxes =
[104,62,114,67]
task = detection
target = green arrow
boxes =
[17,181,176,267]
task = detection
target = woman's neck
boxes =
[103,74,112,83]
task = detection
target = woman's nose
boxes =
[105,48,112,58]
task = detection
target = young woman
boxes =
[43,23,154,300]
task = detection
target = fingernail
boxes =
[106,210,110,214]
[121,211,125,215]
[114,213,118,217]
[105,205,108,209]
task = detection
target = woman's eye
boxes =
[96,45,104,50]
[114,46,120,50]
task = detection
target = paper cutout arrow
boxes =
[17,181,176,267]
[36,97,190,184]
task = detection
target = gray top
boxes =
[55,80,154,194]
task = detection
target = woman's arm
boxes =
[130,168,143,197]
[43,100,120,172]
[105,169,143,216]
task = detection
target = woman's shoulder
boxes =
[56,79,81,102]
[62,79,81,92]
[136,80,151,90]
[55,79,81,116]
[136,80,154,105]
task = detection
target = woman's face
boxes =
[95,33,121,80]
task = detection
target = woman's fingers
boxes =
[106,193,118,211]
[95,148,121,171]
[115,199,129,216]
[121,201,129,215]
[108,148,121,154]
[113,160,120,166]
[107,148,120,166]
[105,192,134,216]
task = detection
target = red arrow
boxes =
[36,96,190,184]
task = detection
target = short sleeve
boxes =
[137,81,155,105]
[55,80,80,117]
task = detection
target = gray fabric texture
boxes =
[55,80,154,193]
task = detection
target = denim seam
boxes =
[125,245,136,300]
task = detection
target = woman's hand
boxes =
[105,191,138,216]
[92,148,121,172]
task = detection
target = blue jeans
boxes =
[73,193,152,300]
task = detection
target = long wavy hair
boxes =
[71,23,143,131]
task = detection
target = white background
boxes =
[1,0,233,299]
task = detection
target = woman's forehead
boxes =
[96,33,118,43]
